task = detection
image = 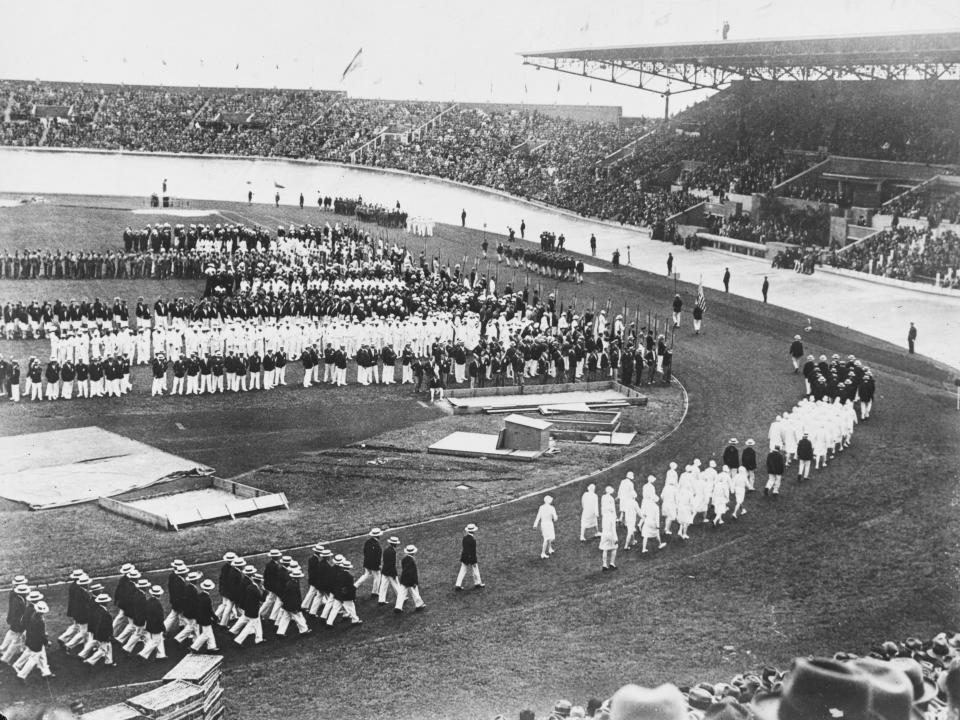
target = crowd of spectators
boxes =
[884,187,960,227]
[3,78,960,242]
[705,205,831,247]
[500,635,960,720]
[828,225,960,286]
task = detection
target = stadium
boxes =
[1,2,959,719]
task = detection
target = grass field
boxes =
[0,192,958,720]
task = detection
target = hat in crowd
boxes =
[200,579,215,591]
[230,557,246,568]
[171,559,186,569]
[465,523,478,533]
[95,593,111,604]
[35,601,49,614]
[280,555,293,566]
[387,537,401,546]
[268,549,282,559]
[90,583,104,592]
[369,528,384,537]
[290,568,304,578]
[243,566,256,576]
[319,548,334,558]
[887,657,938,705]
[27,591,44,603]
[136,578,151,589]
[149,585,163,597]
[313,543,326,554]
[120,563,135,574]
[729,438,738,445]
[70,569,85,580]
[751,657,918,720]
[14,585,30,596]
[553,699,572,717]
[175,566,189,576]
[745,439,755,446]
[404,545,418,555]
[927,635,956,663]
[222,551,238,562]
[333,554,346,565]
[187,571,203,582]
[77,575,91,586]
[340,560,353,570]
[12,574,28,586]
[609,683,687,720]
[127,569,141,579]
[253,573,264,581]
[794,335,801,341]
[704,696,752,720]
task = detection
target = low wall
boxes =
[817,265,960,298]
[694,232,769,259]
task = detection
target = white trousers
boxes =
[378,576,400,604]
[354,569,381,594]
[233,616,263,644]
[455,563,482,588]
[190,624,218,651]
[16,648,52,679]
[275,609,309,636]
[138,632,167,660]
[324,599,360,625]
[395,584,425,611]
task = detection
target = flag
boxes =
[695,277,707,314]
[655,12,671,26]
[341,48,363,81]
[274,181,285,189]
[235,63,240,70]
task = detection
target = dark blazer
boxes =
[460,535,478,565]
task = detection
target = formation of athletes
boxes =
[2,525,485,683]
[1,338,878,683]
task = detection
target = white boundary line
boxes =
[16,378,689,593]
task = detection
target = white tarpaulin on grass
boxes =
[0,427,212,509]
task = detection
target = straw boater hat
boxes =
[120,563,135,575]
[35,602,49,614]
[70,569,85,580]
[171,559,186,569]
[290,568,304,579]
[175,566,189,576]
[387,537,401,546]
[729,438,739,445]
[12,575,28,586]
[135,579,151,589]
[242,566,256,576]
[268,549,282,559]
[404,545,418,555]
[369,528,383,537]
[745,439,755,447]
[230,557,246,568]
[77,575,91,586]
[150,586,163,597]
[465,523,478,533]
[187,571,202,582]
[222,551,238,562]
[313,543,326,554]
[95,594,111,604]
[27,591,43,603]
[200,579,215,591]
[319,548,334,558]
[14,585,29,596]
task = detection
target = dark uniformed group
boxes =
[2,525,486,683]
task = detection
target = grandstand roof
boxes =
[522,31,960,96]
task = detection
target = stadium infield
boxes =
[0,194,958,720]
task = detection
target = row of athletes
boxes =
[0,355,132,402]
[2,525,485,682]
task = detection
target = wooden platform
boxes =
[427,432,544,461]
[445,381,647,415]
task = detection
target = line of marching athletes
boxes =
[2,525,478,682]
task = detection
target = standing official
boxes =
[789,335,804,373]
[455,524,484,591]
[672,294,683,328]
[907,322,917,353]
